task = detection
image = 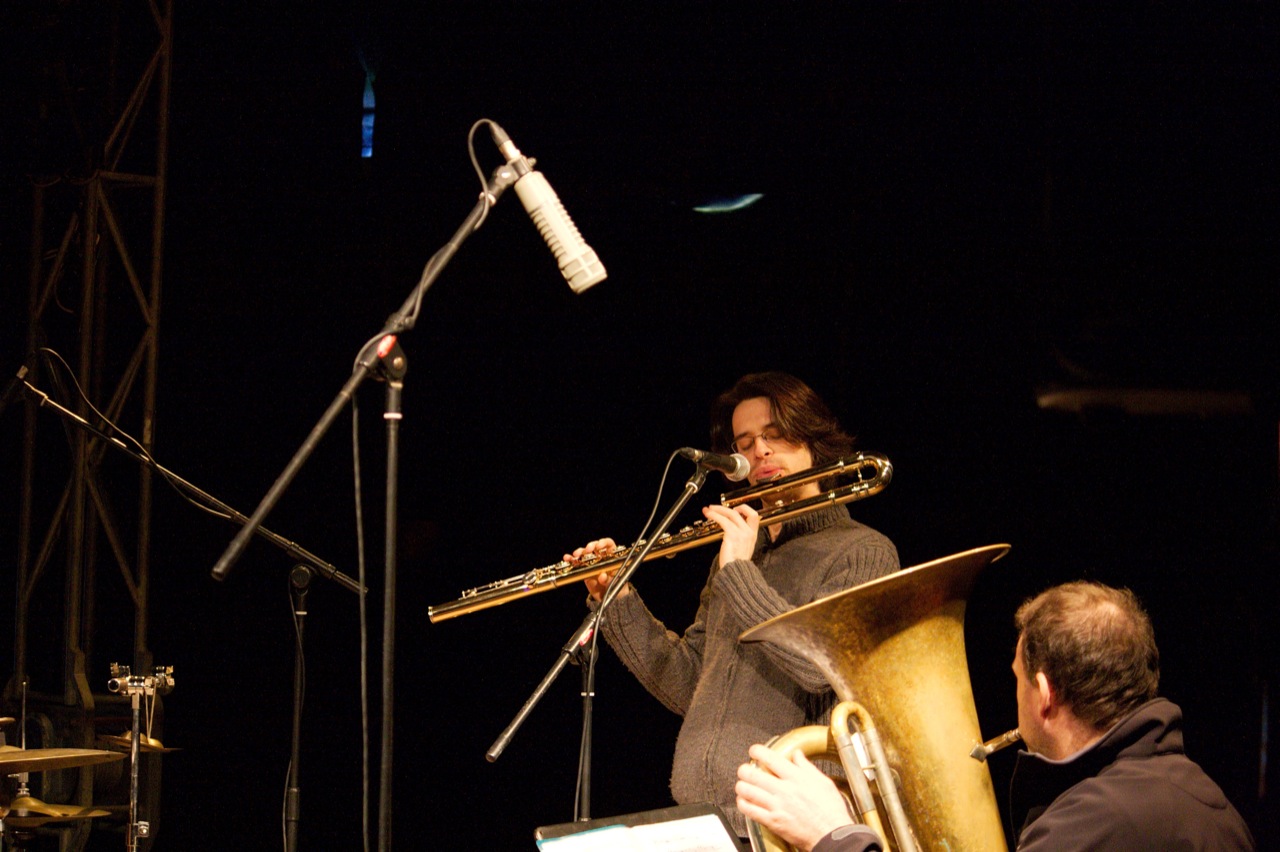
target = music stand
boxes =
[534,803,742,851]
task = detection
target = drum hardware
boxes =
[2,679,122,825]
[107,663,174,851]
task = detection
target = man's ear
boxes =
[1034,671,1054,718]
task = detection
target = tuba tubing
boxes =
[830,705,884,843]
[840,703,918,852]
[747,722,884,852]
[427,453,892,622]
[970,728,1023,762]
[748,702,916,852]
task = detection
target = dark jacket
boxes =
[812,697,1253,852]
[1010,697,1254,850]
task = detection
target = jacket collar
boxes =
[1009,697,1182,839]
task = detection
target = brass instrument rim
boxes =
[739,544,1014,851]
[739,542,1011,643]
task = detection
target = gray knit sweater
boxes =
[595,505,899,835]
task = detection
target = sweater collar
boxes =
[760,504,849,550]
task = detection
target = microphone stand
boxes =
[15,376,361,594]
[374,338,406,848]
[285,564,311,852]
[486,466,711,820]
[209,161,521,585]
[207,162,523,852]
[573,636,598,820]
[18,372,356,848]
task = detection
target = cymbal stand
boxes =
[107,664,173,851]
[0,682,31,849]
[13,681,29,811]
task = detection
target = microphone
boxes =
[679,447,750,482]
[0,364,30,418]
[489,123,607,294]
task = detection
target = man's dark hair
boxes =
[708,371,854,465]
[1015,581,1160,731]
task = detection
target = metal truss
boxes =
[9,1,174,846]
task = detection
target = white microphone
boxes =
[490,124,607,294]
[679,447,750,482]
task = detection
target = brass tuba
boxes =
[739,544,1011,852]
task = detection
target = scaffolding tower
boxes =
[7,1,174,847]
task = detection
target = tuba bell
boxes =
[739,544,1012,852]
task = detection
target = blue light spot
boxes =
[361,72,375,158]
[692,194,764,214]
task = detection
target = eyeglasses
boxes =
[732,426,791,455]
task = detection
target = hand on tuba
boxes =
[736,744,859,852]
[563,537,627,602]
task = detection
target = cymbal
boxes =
[7,795,110,820]
[3,807,111,829]
[0,794,113,825]
[5,815,100,829]
[0,746,125,774]
[97,733,180,753]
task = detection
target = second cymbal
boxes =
[7,795,111,820]
[97,733,180,753]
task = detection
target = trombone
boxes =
[427,452,892,622]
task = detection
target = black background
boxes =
[2,3,1278,849]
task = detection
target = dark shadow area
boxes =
[1,3,1276,849]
